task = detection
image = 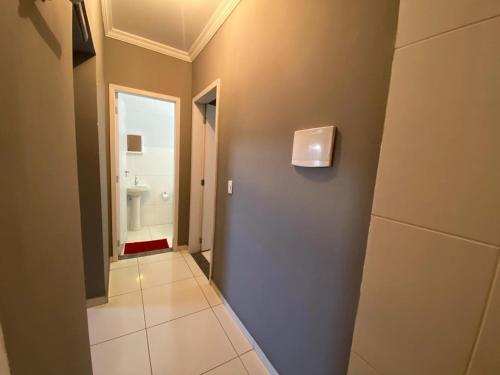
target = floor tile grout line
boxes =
[138,253,189,269]
[197,355,241,375]
[141,275,196,292]
[210,303,241,358]
[238,353,252,375]
[110,264,138,271]
[108,288,142,299]
[202,275,252,374]
[395,13,500,51]
[99,264,212,343]
[140,254,210,329]
[237,356,251,375]
[184,253,206,278]
[139,253,196,292]
[109,257,138,271]
[141,275,197,291]
[107,263,141,298]
[145,306,213,331]
[99,252,251,373]
[238,348,253,357]
[372,214,500,249]
[138,253,183,265]
[90,328,146,347]
[138,264,154,375]
[192,271,217,307]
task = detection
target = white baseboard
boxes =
[211,283,279,375]
[86,295,108,308]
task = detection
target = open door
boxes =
[117,94,128,246]
[109,85,181,260]
[189,80,220,278]
[201,103,217,252]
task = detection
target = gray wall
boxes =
[74,57,107,299]
[192,1,398,374]
[349,2,500,375]
[0,1,92,374]
[104,38,192,246]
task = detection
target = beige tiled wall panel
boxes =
[373,17,500,246]
[352,217,498,375]
[347,352,381,375]
[468,265,500,375]
[396,0,500,46]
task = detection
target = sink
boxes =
[127,185,149,230]
[127,185,150,197]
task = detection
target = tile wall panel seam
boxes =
[371,214,500,249]
[464,251,500,375]
[396,13,500,51]
[351,350,385,375]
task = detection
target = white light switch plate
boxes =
[228,180,233,194]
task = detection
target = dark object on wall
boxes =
[127,134,143,152]
[72,1,95,67]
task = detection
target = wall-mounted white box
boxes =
[291,126,336,167]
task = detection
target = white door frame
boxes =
[189,79,221,280]
[109,84,181,260]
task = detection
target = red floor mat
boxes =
[124,239,170,255]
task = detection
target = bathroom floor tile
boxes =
[149,224,172,243]
[91,331,151,375]
[126,227,151,243]
[142,278,209,327]
[213,304,252,355]
[240,351,270,375]
[87,291,145,345]
[204,358,248,375]
[108,265,141,297]
[148,309,236,375]
[139,258,193,289]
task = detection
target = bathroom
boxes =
[116,90,177,254]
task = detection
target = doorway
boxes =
[109,85,180,260]
[189,80,220,279]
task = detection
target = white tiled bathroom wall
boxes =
[120,93,175,229]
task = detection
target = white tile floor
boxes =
[126,224,173,247]
[88,250,270,375]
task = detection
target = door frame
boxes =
[189,79,221,280]
[109,84,181,260]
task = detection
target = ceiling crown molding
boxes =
[188,0,240,60]
[107,28,191,62]
[100,0,241,63]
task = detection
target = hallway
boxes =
[87,250,269,375]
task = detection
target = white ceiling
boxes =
[101,0,240,62]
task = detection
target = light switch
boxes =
[228,180,233,195]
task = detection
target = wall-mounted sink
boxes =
[127,185,149,197]
[127,184,149,230]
